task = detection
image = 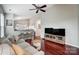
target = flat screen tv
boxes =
[45,28,65,36]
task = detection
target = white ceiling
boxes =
[2,4,53,17]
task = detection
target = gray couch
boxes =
[16,39,44,55]
[2,38,44,55]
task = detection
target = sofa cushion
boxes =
[0,44,15,55]
[24,44,38,54]
[17,41,38,54]
[16,39,25,44]
[11,44,32,55]
[17,42,30,49]
[11,44,25,55]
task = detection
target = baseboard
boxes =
[65,43,79,48]
[42,38,79,48]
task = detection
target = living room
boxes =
[0,4,79,55]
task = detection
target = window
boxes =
[0,14,4,38]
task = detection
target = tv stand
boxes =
[44,33,65,44]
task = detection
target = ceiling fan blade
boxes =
[29,9,36,10]
[36,10,39,13]
[40,5,47,8]
[40,9,46,12]
[32,4,37,8]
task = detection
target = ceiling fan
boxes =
[29,4,47,13]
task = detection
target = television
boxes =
[45,28,65,36]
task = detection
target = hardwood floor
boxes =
[41,39,79,55]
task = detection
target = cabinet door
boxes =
[45,40,65,55]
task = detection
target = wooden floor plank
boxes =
[41,39,79,55]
